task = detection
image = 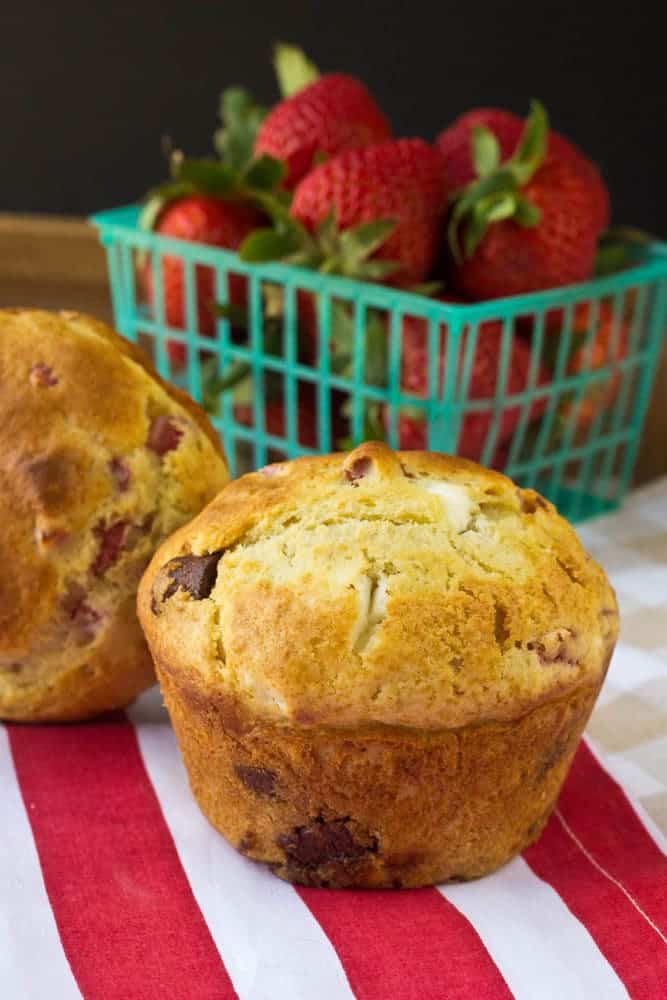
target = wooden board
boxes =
[1,212,665,485]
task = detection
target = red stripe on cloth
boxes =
[561,741,667,928]
[298,886,512,1000]
[8,714,237,1000]
[524,744,667,999]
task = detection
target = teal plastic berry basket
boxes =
[91,204,667,523]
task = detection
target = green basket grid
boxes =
[91,204,667,523]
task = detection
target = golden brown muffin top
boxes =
[139,442,618,731]
[0,309,229,678]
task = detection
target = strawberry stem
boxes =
[273,43,320,98]
[447,99,549,262]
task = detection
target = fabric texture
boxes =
[1,478,666,999]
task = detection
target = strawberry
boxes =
[254,45,390,189]
[447,102,605,301]
[545,301,629,428]
[437,107,609,230]
[385,311,549,462]
[142,194,260,365]
[289,139,447,285]
[140,88,287,366]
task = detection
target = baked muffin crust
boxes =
[141,441,617,731]
[0,309,229,721]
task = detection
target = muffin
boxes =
[0,309,229,722]
[138,441,618,888]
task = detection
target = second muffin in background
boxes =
[138,441,618,888]
[0,309,229,722]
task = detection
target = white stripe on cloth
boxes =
[131,717,355,1000]
[439,856,630,1000]
[0,727,83,1000]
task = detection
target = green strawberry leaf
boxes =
[206,358,252,396]
[251,189,293,227]
[214,87,267,173]
[450,167,520,207]
[594,244,629,277]
[329,304,388,386]
[239,226,303,262]
[213,302,249,326]
[201,356,251,412]
[316,211,340,257]
[353,259,401,280]
[472,126,500,178]
[408,281,444,297]
[514,196,542,226]
[238,206,400,285]
[450,100,549,261]
[173,158,240,197]
[339,219,397,264]
[365,402,387,441]
[244,154,286,191]
[462,201,491,257]
[364,311,390,386]
[595,226,655,276]
[200,321,284,412]
[338,402,387,449]
[447,168,519,261]
[273,43,320,98]
[484,192,519,223]
[509,99,549,184]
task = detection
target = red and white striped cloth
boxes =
[2,478,667,1000]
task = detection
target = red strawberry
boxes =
[437,107,609,230]
[254,45,390,190]
[548,301,629,428]
[447,103,605,301]
[291,139,446,285]
[91,521,128,576]
[141,195,260,366]
[452,158,602,300]
[146,414,185,455]
[386,312,549,462]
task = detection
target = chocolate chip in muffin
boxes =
[235,764,277,797]
[277,816,378,870]
[239,831,257,853]
[161,551,224,603]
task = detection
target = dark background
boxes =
[2,1,665,234]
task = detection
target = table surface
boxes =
[2,478,666,1000]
